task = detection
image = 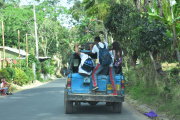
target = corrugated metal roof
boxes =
[0,46,27,56]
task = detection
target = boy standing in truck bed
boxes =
[90,36,117,95]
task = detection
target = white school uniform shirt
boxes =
[109,50,114,67]
[92,42,108,64]
[78,53,94,75]
[92,42,114,67]
[0,82,3,88]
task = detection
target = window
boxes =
[73,59,79,67]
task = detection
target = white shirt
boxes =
[109,50,114,67]
[78,53,94,75]
[92,42,108,64]
[0,82,3,88]
[92,42,114,67]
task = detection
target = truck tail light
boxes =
[121,79,125,89]
[67,77,71,88]
[121,75,125,95]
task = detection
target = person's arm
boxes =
[5,81,11,87]
[75,44,81,56]
[5,81,10,85]
[90,44,93,54]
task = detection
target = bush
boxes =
[0,69,11,82]
[22,67,35,83]
[28,54,41,71]
[41,60,55,75]
[14,68,27,86]
[36,71,43,81]
[169,67,180,77]
[5,67,16,80]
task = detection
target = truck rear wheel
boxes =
[65,100,73,114]
[64,88,73,114]
[113,102,122,113]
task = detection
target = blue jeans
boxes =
[92,64,117,93]
[1,87,8,93]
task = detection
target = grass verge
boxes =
[125,64,180,120]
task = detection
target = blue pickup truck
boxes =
[64,49,125,114]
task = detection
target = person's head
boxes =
[0,77,4,82]
[94,36,101,44]
[3,77,6,82]
[112,41,120,50]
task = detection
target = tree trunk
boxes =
[143,0,150,12]
[149,51,157,72]
[55,53,62,77]
[157,0,164,17]
[134,0,141,11]
[129,54,135,67]
[124,56,129,72]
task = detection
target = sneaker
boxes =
[8,92,13,95]
[92,86,99,91]
[110,93,117,96]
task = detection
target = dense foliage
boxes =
[14,68,27,86]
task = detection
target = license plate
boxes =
[83,77,90,84]
[107,84,119,90]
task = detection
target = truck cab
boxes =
[64,44,125,114]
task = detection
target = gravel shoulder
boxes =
[11,80,48,93]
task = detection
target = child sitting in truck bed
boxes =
[75,44,95,76]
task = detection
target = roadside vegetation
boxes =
[125,63,180,119]
[0,54,55,87]
[0,0,180,119]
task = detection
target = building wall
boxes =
[0,48,24,59]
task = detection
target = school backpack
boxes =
[96,43,112,66]
[81,57,94,72]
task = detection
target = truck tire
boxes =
[106,102,113,106]
[64,88,73,114]
[113,102,122,113]
[65,100,73,114]
[88,101,98,106]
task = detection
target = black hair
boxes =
[94,36,101,42]
[112,41,120,50]
[0,77,3,82]
[112,41,122,58]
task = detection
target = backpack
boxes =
[81,57,94,72]
[96,43,112,66]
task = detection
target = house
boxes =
[0,46,28,67]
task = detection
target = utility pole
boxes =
[33,0,39,60]
[26,34,28,67]
[18,30,21,69]
[2,21,5,68]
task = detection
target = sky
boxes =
[19,0,177,28]
[20,0,75,9]
[20,0,79,28]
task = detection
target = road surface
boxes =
[0,78,150,120]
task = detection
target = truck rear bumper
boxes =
[65,94,124,102]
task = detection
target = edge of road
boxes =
[125,94,172,120]
[0,78,64,97]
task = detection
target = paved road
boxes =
[0,79,150,120]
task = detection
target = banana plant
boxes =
[147,0,180,38]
